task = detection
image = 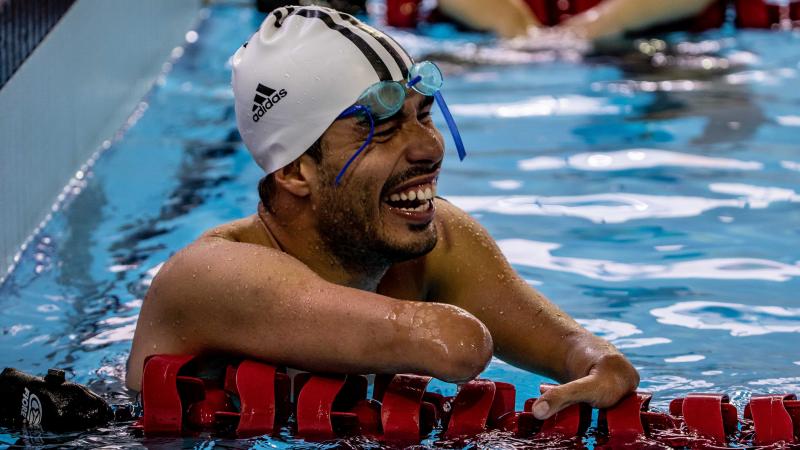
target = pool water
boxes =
[2,2,800,448]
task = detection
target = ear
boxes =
[273,155,318,198]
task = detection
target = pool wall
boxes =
[0,0,202,281]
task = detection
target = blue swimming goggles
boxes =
[335,60,466,185]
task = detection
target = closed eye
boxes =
[375,127,396,137]
[374,125,398,137]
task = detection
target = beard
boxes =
[314,162,438,275]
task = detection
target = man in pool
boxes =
[127,5,638,421]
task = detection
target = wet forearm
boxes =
[482,284,623,383]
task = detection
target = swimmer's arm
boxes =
[560,0,718,40]
[428,201,638,418]
[437,0,539,39]
[127,236,491,390]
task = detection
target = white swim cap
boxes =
[232,6,414,174]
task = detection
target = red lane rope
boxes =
[137,355,800,447]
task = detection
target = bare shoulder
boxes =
[198,214,275,246]
[430,197,496,258]
[419,198,501,298]
[146,214,281,301]
[126,214,292,390]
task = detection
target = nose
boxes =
[403,120,445,167]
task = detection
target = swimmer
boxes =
[555,0,719,41]
[127,6,638,421]
[417,0,720,40]
[436,0,541,39]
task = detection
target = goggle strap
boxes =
[337,104,361,119]
[407,75,422,89]
[434,91,466,161]
[335,105,375,186]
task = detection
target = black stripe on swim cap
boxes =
[294,8,393,81]
[336,12,410,79]
[272,6,296,28]
[377,29,415,71]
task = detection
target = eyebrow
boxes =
[373,95,436,128]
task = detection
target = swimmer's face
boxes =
[312,92,445,266]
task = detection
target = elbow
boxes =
[449,322,494,383]
[430,306,494,383]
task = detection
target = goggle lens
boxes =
[360,81,405,119]
[408,61,443,96]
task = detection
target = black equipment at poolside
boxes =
[0,367,112,432]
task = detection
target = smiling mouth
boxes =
[382,182,437,212]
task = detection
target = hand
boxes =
[531,353,639,420]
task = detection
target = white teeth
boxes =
[397,201,431,212]
[388,183,437,204]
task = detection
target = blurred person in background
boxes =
[387,0,795,40]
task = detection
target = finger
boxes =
[532,376,597,420]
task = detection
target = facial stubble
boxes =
[315,163,438,277]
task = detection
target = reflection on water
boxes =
[576,318,671,349]
[664,354,705,363]
[651,301,800,336]
[518,149,762,172]
[749,377,800,392]
[82,316,137,346]
[776,115,800,126]
[641,375,714,393]
[451,95,625,118]
[449,180,799,224]
[451,193,743,223]
[497,238,800,282]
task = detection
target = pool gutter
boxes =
[0,0,203,283]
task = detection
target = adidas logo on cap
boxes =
[252,83,288,122]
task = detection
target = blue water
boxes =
[2,2,800,448]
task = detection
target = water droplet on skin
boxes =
[152,344,158,350]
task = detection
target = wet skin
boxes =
[128,92,639,419]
